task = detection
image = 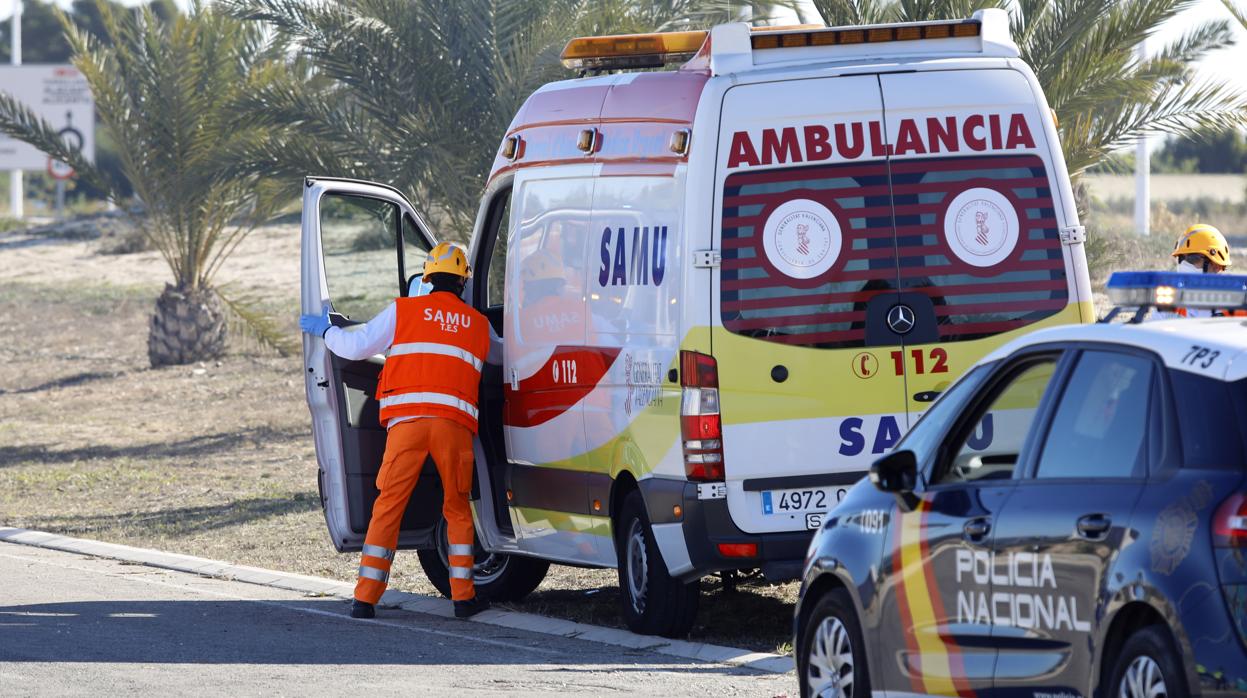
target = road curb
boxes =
[0,527,794,674]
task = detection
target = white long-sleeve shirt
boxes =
[323,299,501,428]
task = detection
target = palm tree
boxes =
[1224,0,1247,30]
[0,0,289,366]
[221,0,796,238]
[813,0,1247,176]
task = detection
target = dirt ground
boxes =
[0,221,798,655]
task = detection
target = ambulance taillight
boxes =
[680,350,724,482]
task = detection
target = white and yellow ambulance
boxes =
[301,8,1093,637]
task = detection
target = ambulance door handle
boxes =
[963,518,991,543]
[1076,514,1111,539]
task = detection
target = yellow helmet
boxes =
[424,242,471,278]
[1172,224,1232,269]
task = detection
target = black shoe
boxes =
[350,600,375,619]
[454,596,490,619]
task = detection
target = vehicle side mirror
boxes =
[870,450,919,511]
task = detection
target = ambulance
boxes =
[300,8,1093,637]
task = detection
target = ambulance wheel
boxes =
[417,517,549,603]
[798,588,870,698]
[616,490,700,638]
[1107,625,1187,698]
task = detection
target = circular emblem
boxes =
[1150,501,1198,575]
[761,199,842,280]
[851,352,878,379]
[943,188,1020,268]
[887,305,916,335]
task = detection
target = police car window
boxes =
[1035,352,1154,479]
[320,193,400,321]
[937,359,1058,486]
[1171,371,1246,470]
[894,363,992,470]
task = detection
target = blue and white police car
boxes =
[794,271,1247,698]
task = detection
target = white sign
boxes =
[761,199,842,280]
[0,65,94,171]
[943,187,1021,268]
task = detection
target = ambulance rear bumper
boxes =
[640,478,813,583]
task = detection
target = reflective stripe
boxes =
[362,544,395,561]
[389,342,483,371]
[358,565,389,583]
[447,543,474,557]
[380,391,478,420]
[449,566,473,580]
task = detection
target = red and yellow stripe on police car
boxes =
[893,498,976,696]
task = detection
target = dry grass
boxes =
[0,276,797,654]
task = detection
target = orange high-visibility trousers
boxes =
[354,417,477,604]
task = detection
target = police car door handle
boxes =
[1076,514,1111,539]
[963,518,991,542]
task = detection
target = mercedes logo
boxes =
[887,304,916,335]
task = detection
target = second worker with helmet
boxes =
[300,242,491,620]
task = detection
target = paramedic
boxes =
[1170,223,1235,318]
[299,242,491,620]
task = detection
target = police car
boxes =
[794,271,1247,697]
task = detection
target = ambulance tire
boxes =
[417,518,550,603]
[798,589,871,698]
[1106,625,1188,698]
[616,490,700,638]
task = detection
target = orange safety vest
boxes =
[376,293,490,433]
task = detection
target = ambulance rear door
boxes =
[877,68,1080,424]
[301,178,441,552]
[712,75,909,536]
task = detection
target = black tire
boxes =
[1107,625,1188,698]
[416,516,549,603]
[615,490,700,638]
[798,588,871,698]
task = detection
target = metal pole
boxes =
[1134,40,1150,237]
[9,0,21,220]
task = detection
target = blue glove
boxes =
[299,307,332,337]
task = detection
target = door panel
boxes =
[878,70,1075,424]
[877,354,1062,695]
[301,178,436,552]
[713,74,907,535]
[502,171,605,561]
[990,350,1154,695]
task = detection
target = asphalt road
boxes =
[0,543,793,697]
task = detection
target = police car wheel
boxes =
[416,516,549,603]
[1108,625,1186,698]
[799,589,870,698]
[616,490,699,638]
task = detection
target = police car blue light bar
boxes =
[1106,271,1247,309]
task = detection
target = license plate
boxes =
[761,488,838,516]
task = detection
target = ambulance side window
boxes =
[319,192,401,321]
[934,358,1059,486]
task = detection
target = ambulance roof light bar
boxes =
[561,30,708,71]
[1103,270,1247,323]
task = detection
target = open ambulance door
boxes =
[301,177,440,552]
